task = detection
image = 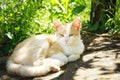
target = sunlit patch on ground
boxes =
[74,36,120,80]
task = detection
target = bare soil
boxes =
[0,33,120,80]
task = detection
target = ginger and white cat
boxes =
[6,17,84,77]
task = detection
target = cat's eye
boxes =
[60,34,64,37]
[69,34,73,37]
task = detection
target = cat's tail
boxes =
[6,59,62,77]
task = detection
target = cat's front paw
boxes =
[50,65,61,72]
[68,55,80,62]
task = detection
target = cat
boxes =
[6,17,84,77]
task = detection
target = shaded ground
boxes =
[0,33,120,80]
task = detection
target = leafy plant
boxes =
[103,0,120,37]
[0,0,43,54]
[0,0,89,55]
[49,0,86,22]
[89,0,120,37]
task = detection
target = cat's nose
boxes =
[65,40,68,44]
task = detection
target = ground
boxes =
[0,33,120,80]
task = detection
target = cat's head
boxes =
[53,17,81,45]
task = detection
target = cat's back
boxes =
[14,34,56,50]
[10,34,56,59]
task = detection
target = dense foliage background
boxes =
[0,0,120,55]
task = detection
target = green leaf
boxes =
[61,0,68,4]
[72,5,86,14]
[50,0,59,5]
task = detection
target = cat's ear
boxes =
[72,17,81,31]
[53,19,61,31]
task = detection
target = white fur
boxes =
[50,52,68,64]
[7,58,62,77]
[57,38,84,62]
[6,35,63,77]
